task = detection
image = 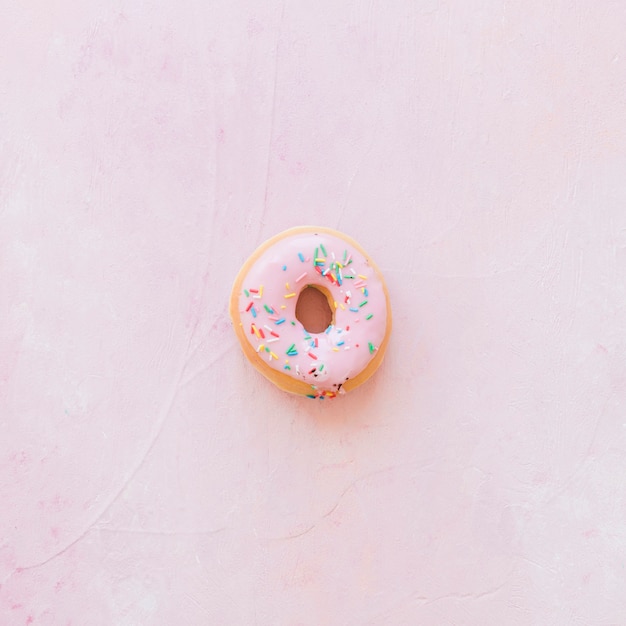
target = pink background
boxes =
[2,1,626,624]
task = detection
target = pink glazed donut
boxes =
[230,226,392,399]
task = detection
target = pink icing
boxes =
[236,230,389,397]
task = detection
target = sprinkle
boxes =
[298,252,305,262]
[284,365,291,370]
[295,272,307,283]
[315,258,325,264]
[244,289,250,297]
[251,306,257,318]
[264,324,273,331]
[245,302,253,312]
[284,292,296,298]
[332,347,339,352]
[343,250,347,262]
[339,303,345,310]
[314,338,318,347]
[258,328,265,339]
[366,313,373,320]
[320,244,327,256]
[291,321,296,325]
[314,247,319,261]
[319,364,324,372]
[285,282,290,290]
[286,343,297,355]
[270,330,280,337]
[275,318,286,325]
[343,274,355,279]
[265,346,270,353]
[281,305,287,309]
[268,315,279,321]
[325,326,332,334]
[359,300,368,307]
[263,304,273,314]
[282,265,287,271]
[369,342,376,354]
[358,274,367,280]
[308,352,317,359]
[256,344,264,352]
[349,307,359,312]
[267,338,279,343]
[250,324,255,335]
[337,340,345,346]
[334,301,338,309]
[363,288,369,296]
[346,325,350,331]
[308,368,316,374]
[259,285,264,297]
[346,253,352,264]
[270,351,278,360]
[306,394,316,399]
[249,288,259,294]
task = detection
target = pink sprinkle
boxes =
[295,272,307,283]
[308,352,318,359]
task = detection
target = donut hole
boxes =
[295,285,334,333]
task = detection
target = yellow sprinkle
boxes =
[284,292,296,298]
[285,359,289,363]
[254,327,261,338]
[336,262,343,268]
[332,347,339,352]
[339,303,345,310]
[285,282,290,290]
[315,258,325,263]
[257,343,264,352]
[280,305,286,309]
[358,274,367,279]
[270,351,278,360]
[259,285,264,296]
[333,301,338,309]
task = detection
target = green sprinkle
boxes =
[366,313,373,320]
[265,346,270,353]
[320,243,327,256]
[284,365,291,370]
[319,364,324,372]
[263,304,273,313]
[244,289,249,297]
[368,342,376,354]
[359,300,368,307]
[291,321,296,326]
[286,343,296,354]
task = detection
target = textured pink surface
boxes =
[2,2,626,624]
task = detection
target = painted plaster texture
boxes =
[2,1,626,624]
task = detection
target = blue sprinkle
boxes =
[325,326,332,334]
[337,340,345,346]
[251,307,257,318]
[282,265,287,271]
[349,307,359,312]
[275,318,286,325]
[298,252,305,262]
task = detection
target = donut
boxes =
[229,226,392,399]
